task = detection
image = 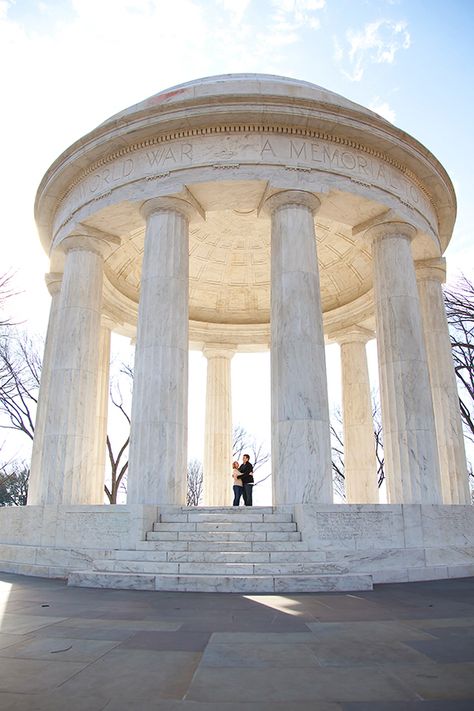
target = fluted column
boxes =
[368,221,441,503]
[41,234,110,504]
[202,344,235,506]
[92,321,112,504]
[337,327,378,503]
[265,190,332,505]
[416,258,470,503]
[127,197,197,505]
[27,273,62,504]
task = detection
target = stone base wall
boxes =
[0,505,157,578]
[294,503,474,583]
[0,504,473,585]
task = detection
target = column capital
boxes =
[140,196,204,223]
[335,326,375,346]
[415,257,446,284]
[262,190,321,217]
[59,226,120,258]
[100,314,115,330]
[364,220,417,244]
[45,272,62,296]
[202,342,237,360]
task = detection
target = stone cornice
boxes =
[57,123,436,211]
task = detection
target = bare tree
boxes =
[373,400,385,486]
[187,458,203,506]
[0,331,41,440]
[330,396,385,499]
[0,333,134,503]
[232,424,270,473]
[444,275,474,445]
[0,271,17,327]
[330,411,345,500]
[102,362,136,503]
[104,381,130,504]
[0,460,29,506]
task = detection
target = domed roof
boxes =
[101,73,387,127]
[36,72,456,267]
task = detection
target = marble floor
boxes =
[0,573,473,710]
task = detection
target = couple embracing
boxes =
[232,454,254,506]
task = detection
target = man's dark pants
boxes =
[243,483,253,506]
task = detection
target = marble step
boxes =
[92,559,350,576]
[152,521,297,533]
[159,512,294,524]
[176,506,275,514]
[146,530,301,542]
[68,570,373,593]
[114,549,326,563]
[136,540,309,552]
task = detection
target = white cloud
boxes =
[332,35,343,62]
[0,0,325,326]
[216,0,251,24]
[271,0,325,34]
[335,18,410,81]
[369,98,396,123]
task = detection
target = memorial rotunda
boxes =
[0,74,472,592]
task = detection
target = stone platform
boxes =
[0,504,473,593]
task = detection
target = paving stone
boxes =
[390,662,474,700]
[186,665,417,703]
[104,701,340,710]
[200,641,319,667]
[342,701,474,710]
[59,648,201,700]
[30,624,138,641]
[0,613,69,635]
[0,657,89,693]
[310,639,436,667]
[209,631,317,645]
[0,691,110,711]
[423,624,474,639]
[119,631,211,651]
[404,637,474,663]
[179,616,311,633]
[306,620,437,642]
[0,632,31,650]
[49,617,182,631]
[0,635,121,662]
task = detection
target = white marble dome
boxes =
[36,73,456,343]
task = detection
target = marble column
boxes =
[416,258,470,504]
[338,328,379,503]
[91,321,112,504]
[202,344,235,506]
[265,190,333,505]
[368,221,442,504]
[127,197,197,505]
[27,273,62,505]
[41,234,110,504]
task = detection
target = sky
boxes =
[1,0,473,501]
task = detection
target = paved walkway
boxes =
[0,573,473,709]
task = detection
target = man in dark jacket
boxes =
[239,454,254,507]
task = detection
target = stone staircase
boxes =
[68,507,373,592]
